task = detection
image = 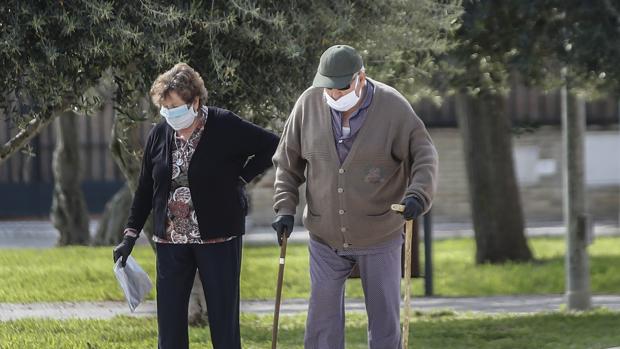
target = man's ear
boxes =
[357,72,367,95]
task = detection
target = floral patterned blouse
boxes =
[152,107,236,245]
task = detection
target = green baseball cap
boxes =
[312,45,363,89]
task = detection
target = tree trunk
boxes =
[108,108,156,248]
[188,273,209,326]
[51,111,90,246]
[561,82,591,310]
[92,185,132,246]
[454,92,533,264]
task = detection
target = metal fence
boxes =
[0,111,151,216]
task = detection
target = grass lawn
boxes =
[0,237,618,302]
[1,310,619,348]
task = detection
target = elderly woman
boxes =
[113,63,279,349]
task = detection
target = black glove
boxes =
[113,234,137,267]
[272,215,294,246]
[400,196,424,221]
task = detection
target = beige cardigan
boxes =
[273,79,438,249]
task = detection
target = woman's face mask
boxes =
[160,103,197,131]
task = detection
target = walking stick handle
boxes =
[391,204,406,213]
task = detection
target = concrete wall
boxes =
[248,127,620,226]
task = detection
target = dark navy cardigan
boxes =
[126,106,280,240]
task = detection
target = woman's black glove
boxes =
[400,196,424,221]
[113,234,137,267]
[238,177,249,216]
[272,215,294,246]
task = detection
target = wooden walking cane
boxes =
[271,230,289,349]
[391,203,413,349]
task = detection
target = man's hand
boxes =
[113,234,137,267]
[400,196,424,221]
[272,215,294,246]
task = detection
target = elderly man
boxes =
[272,44,438,349]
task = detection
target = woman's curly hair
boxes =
[149,63,208,107]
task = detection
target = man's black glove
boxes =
[272,215,294,246]
[400,196,424,221]
[113,234,137,267]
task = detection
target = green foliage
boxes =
[440,1,540,96]
[355,1,463,102]
[1,237,619,302]
[0,0,462,138]
[0,1,180,125]
[541,0,620,96]
[133,0,462,126]
[1,310,620,348]
[441,1,620,97]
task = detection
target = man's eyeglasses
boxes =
[336,85,351,91]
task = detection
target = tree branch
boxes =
[0,113,57,166]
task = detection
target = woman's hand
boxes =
[113,234,138,267]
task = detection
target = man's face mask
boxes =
[323,74,361,112]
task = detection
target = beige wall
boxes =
[430,127,619,223]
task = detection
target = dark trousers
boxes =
[155,237,242,349]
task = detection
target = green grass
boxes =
[0,237,619,302]
[1,310,619,348]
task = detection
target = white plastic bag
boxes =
[113,255,153,312]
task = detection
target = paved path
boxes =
[0,219,618,248]
[1,295,620,321]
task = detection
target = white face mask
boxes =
[323,75,361,112]
[160,104,197,131]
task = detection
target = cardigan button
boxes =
[338,209,345,215]
[338,169,345,174]
[340,227,347,232]
[337,188,344,193]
